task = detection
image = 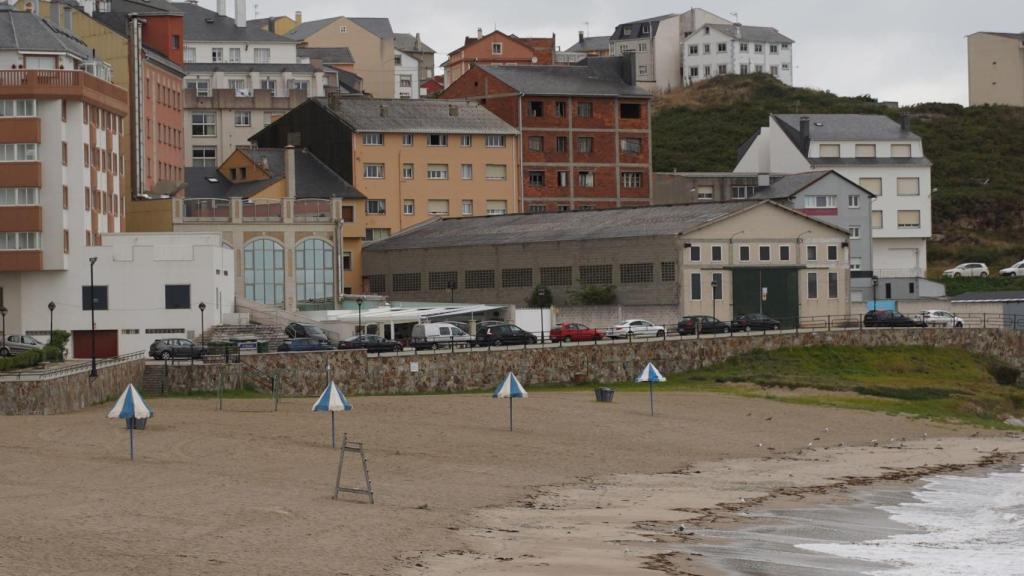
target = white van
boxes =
[411,322,474,350]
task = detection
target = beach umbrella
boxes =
[106,383,153,461]
[635,362,666,416]
[313,381,352,448]
[493,372,527,431]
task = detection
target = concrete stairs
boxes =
[203,323,290,351]
[141,364,167,396]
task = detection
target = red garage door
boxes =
[72,330,118,359]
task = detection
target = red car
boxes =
[549,323,604,343]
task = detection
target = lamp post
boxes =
[356,297,364,335]
[0,306,7,356]
[871,276,879,311]
[198,302,207,347]
[89,256,98,378]
[536,287,548,344]
[447,280,456,304]
[47,301,55,342]
[711,277,719,322]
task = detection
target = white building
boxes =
[179,0,327,166]
[681,23,794,86]
[393,49,420,99]
[735,114,932,284]
[0,233,234,358]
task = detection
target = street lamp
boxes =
[198,302,207,347]
[0,306,7,356]
[871,276,879,311]
[536,287,548,344]
[47,301,55,342]
[447,280,456,304]
[711,277,720,321]
[89,256,98,378]
[356,297,364,335]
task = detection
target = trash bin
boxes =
[594,387,615,402]
[126,417,147,430]
[257,340,269,353]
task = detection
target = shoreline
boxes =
[401,436,1023,575]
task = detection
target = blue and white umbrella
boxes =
[107,384,153,460]
[635,363,666,416]
[493,372,526,431]
[313,381,352,447]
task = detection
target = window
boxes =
[703,43,711,54]
[399,74,412,88]
[364,228,391,241]
[540,267,572,286]
[739,245,750,261]
[403,199,414,215]
[556,136,568,152]
[704,65,711,77]
[295,238,334,309]
[731,185,754,199]
[770,65,779,76]
[819,144,840,158]
[851,257,862,271]
[804,195,837,209]
[485,164,507,180]
[689,66,699,78]
[192,146,216,167]
[690,273,701,300]
[779,245,791,261]
[577,137,593,153]
[462,200,473,215]
[61,142,67,165]
[392,273,422,292]
[260,79,277,94]
[806,245,818,262]
[897,210,921,228]
[578,171,594,187]
[529,171,545,186]
[696,186,713,200]
[621,263,654,284]
[754,44,764,53]
[849,225,861,239]
[465,270,496,289]
[428,271,458,292]
[661,262,676,282]
[427,199,449,215]
[460,134,472,147]
[428,134,448,147]
[363,164,384,179]
[82,286,109,310]
[621,137,641,154]
[402,164,414,180]
[366,199,386,214]
[622,172,643,188]
[712,273,723,300]
[0,143,37,161]
[228,78,246,93]
[341,251,352,271]
[577,102,593,118]
[855,144,876,158]
[689,245,701,262]
[184,47,195,63]
[0,99,36,117]
[253,48,270,63]
[580,264,612,285]
[827,245,839,261]
[486,200,507,215]
[460,164,473,180]
[528,136,544,151]
[0,231,39,250]
[427,164,448,180]
[740,64,749,75]
[529,101,543,117]
[191,112,215,136]
[872,211,883,229]
[759,246,771,261]
[491,42,503,55]
[807,272,818,299]
[211,47,223,62]
[165,285,191,309]
[717,42,727,52]
[485,135,505,147]
[688,44,699,55]
[186,79,210,97]
[897,177,920,196]
[739,42,748,52]
[234,111,251,127]
[782,63,790,70]
[718,64,727,75]
[858,178,882,195]
[620,103,641,119]
[362,133,383,145]
[891,144,912,158]
[502,268,533,288]
[848,195,861,209]
[228,47,240,63]
[403,133,414,146]
[557,171,569,187]
[828,272,839,299]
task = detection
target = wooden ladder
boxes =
[333,433,374,504]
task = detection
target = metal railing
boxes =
[181,198,230,221]
[241,200,283,222]
[0,350,146,382]
[293,199,331,222]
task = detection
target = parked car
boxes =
[730,313,782,332]
[149,338,207,360]
[2,334,44,356]
[942,263,989,278]
[410,322,474,350]
[475,323,537,347]
[677,316,731,335]
[277,338,335,352]
[284,322,332,344]
[863,310,927,328]
[337,335,404,353]
[549,323,604,343]
[607,319,666,339]
[999,260,1024,277]
[919,310,965,328]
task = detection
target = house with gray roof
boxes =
[282,15,397,99]
[394,33,435,85]
[681,20,795,86]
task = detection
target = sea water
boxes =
[799,465,1024,575]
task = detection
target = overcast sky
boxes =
[241,0,1024,105]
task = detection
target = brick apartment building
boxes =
[442,29,555,87]
[442,58,653,213]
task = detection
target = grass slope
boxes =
[652,75,1024,275]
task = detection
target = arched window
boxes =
[295,237,334,310]
[244,238,284,306]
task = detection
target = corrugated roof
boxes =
[950,291,1024,303]
[774,114,922,142]
[365,201,767,251]
[185,148,363,200]
[566,35,611,53]
[0,8,93,59]
[704,24,793,44]
[175,2,293,43]
[318,97,517,134]
[476,58,649,97]
[394,32,434,54]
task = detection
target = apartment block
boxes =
[968,31,1024,107]
[252,98,519,243]
[285,16,395,98]
[394,33,435,88]
[442,29,555,87]
[681,23,794,86]
[442,58,652,212]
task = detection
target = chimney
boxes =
[899,114,911,132]
[234,0,245,28]
[579,31,584,43]
[415,32,421,50]
[799,116,810,148]
[379,104,387,117]
[477,27,483,40]
[284,146,296,198]
[448,104,458,117]
[216,0,225,16]
[294,10,302,24]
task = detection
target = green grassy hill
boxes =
[652,75,1024,276]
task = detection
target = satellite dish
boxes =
[531,56,538,64]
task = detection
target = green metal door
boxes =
[730,268,800,328]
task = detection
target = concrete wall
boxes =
[161,328,1024,397]
[968,32,1024,107]
[0,358,145,415]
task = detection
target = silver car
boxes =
[607,319,666,339]
[919,310,964,328]
[2,334,44,356]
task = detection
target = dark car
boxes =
[677,316,731,335]
[549,323,604,343]
[863,310,927,328]
[277,338,334,353]
[337,335,404,353]
[149,338,206,360]
[285,323,331,344]
[731,313,782,332]
[476,323,537,347]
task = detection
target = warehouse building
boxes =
[363,200,852,325]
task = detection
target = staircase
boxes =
[202,323,291,351]
[141,364,167,396]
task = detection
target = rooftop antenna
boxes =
[584,21,590,36]
[730,11,739,23]
[253,3,259,18]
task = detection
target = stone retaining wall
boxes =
[1,359,146,416]
[162,329,1024,397]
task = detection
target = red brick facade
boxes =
[442,67,653,213]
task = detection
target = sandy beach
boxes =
[0,389,1019,575]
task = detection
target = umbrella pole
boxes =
[649,381,654,416]
[508,396,513,431]
[130,424,135,461]
[331,412,336,448]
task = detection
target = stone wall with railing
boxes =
[0,355,145,416]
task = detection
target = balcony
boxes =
[0,70,128,113]
[0,206,42,232]
[184,88,310,111]
[181,198,230,221]
[173,197,354,228]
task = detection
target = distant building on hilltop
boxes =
[968,31,1024,107]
